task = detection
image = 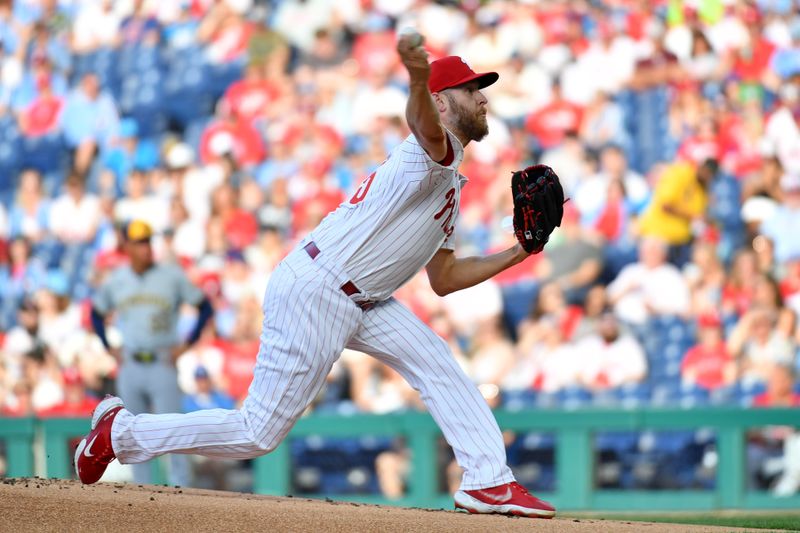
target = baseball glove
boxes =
[511,164,565,254]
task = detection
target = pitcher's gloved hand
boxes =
[511,165,565,254]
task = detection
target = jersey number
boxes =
[349,171,377,204]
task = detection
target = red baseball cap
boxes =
[428,56,499,94]
[697,312,722,329]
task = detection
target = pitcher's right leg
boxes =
[76,261,363,483]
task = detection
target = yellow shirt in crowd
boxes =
[638,162,707,245]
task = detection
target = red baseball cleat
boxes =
[74,396,125,484]
[454,481,556,518]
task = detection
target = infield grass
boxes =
[563,512,800,531]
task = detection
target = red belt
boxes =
[304,242,375,311]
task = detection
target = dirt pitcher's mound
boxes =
[0,478,763,532]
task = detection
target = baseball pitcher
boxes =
[76,33,563,518]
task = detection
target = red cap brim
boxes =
[430,71,499,93]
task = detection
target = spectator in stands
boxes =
[575,310,647,390]
[210,183,259,250]
[681,312,736,390]
[176,323,226,397]
[244,224,286,277]
[529,282,585,342]
[199,107,265,170]
[60,73,120,174]
[222,61,281,126]
[49,173,100,245]
[113,169,170,232]
[728,307,796,385]
[677,116,723,166]
[753,363,800,408]
[572,285,608,340]
[464,318,515,399]
[0,238,45,326]
[760,173,800,264]
[533,203,603,304]
[9,169,49,243]
[1,380,34,417]
[119,0,160,48]
[750,363,800,497]
[181,365,237,491]
[574,144,649,227]
[750,273,797,338]
[607,237,691,325]
[344,349,421,414]
[24,21,71,74]
[22,345,62,412]
[169,142,223,225]
[683,28,723,85]
[1,298,39,385]
[684,241,726,316]
[218,298,260,404]
[638,159,717,266]
[37,367,99,417]
[182,366,235,413]
[169,197,206,262]
[17,68,63,137]
[517,315,579,393]
[72,0,121,53]
[525,78,583,152]
[580,89,629,152]
[11,57,66,115]
[102,119,159,196]
[197,1,252,65]
[56,306,117,398]
[34,270,80,351]
[722,249,760,318]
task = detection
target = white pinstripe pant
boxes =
[111,248,514,490]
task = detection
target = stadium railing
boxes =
[2,408,799,511]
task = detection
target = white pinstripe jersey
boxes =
[310,129,466,301]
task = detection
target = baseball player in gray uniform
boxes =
[76,34,558,518]
[89,220,214,487]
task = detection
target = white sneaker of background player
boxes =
[773,432,800,497]
[773,470,800,497]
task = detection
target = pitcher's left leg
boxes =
[347,297,513,490]
[347,298,555,518]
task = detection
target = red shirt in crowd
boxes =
[721,283,753,317]
[753,393,800,407]
[38,397,100,417]
[733,38,776,82]
[352,31,397,75]
[525,99,583,149]
[223,78,281,124]
[22,95,63,137]
[223,209,259,249]
[681,342,734,390]
[199,120,266,167]
[535,5,572,45]
[218,339,259,402]
[677,135,723,165]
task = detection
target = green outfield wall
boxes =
[2,408,799,511]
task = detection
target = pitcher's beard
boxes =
[450,98,489,141]
[461,113,489,141]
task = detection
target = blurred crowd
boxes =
[0,0,799,494]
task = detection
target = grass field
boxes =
[565,512,800,531]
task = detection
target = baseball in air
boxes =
[398,27,423,48]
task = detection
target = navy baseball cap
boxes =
[195,366,210,379]
[428,56,498,93]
